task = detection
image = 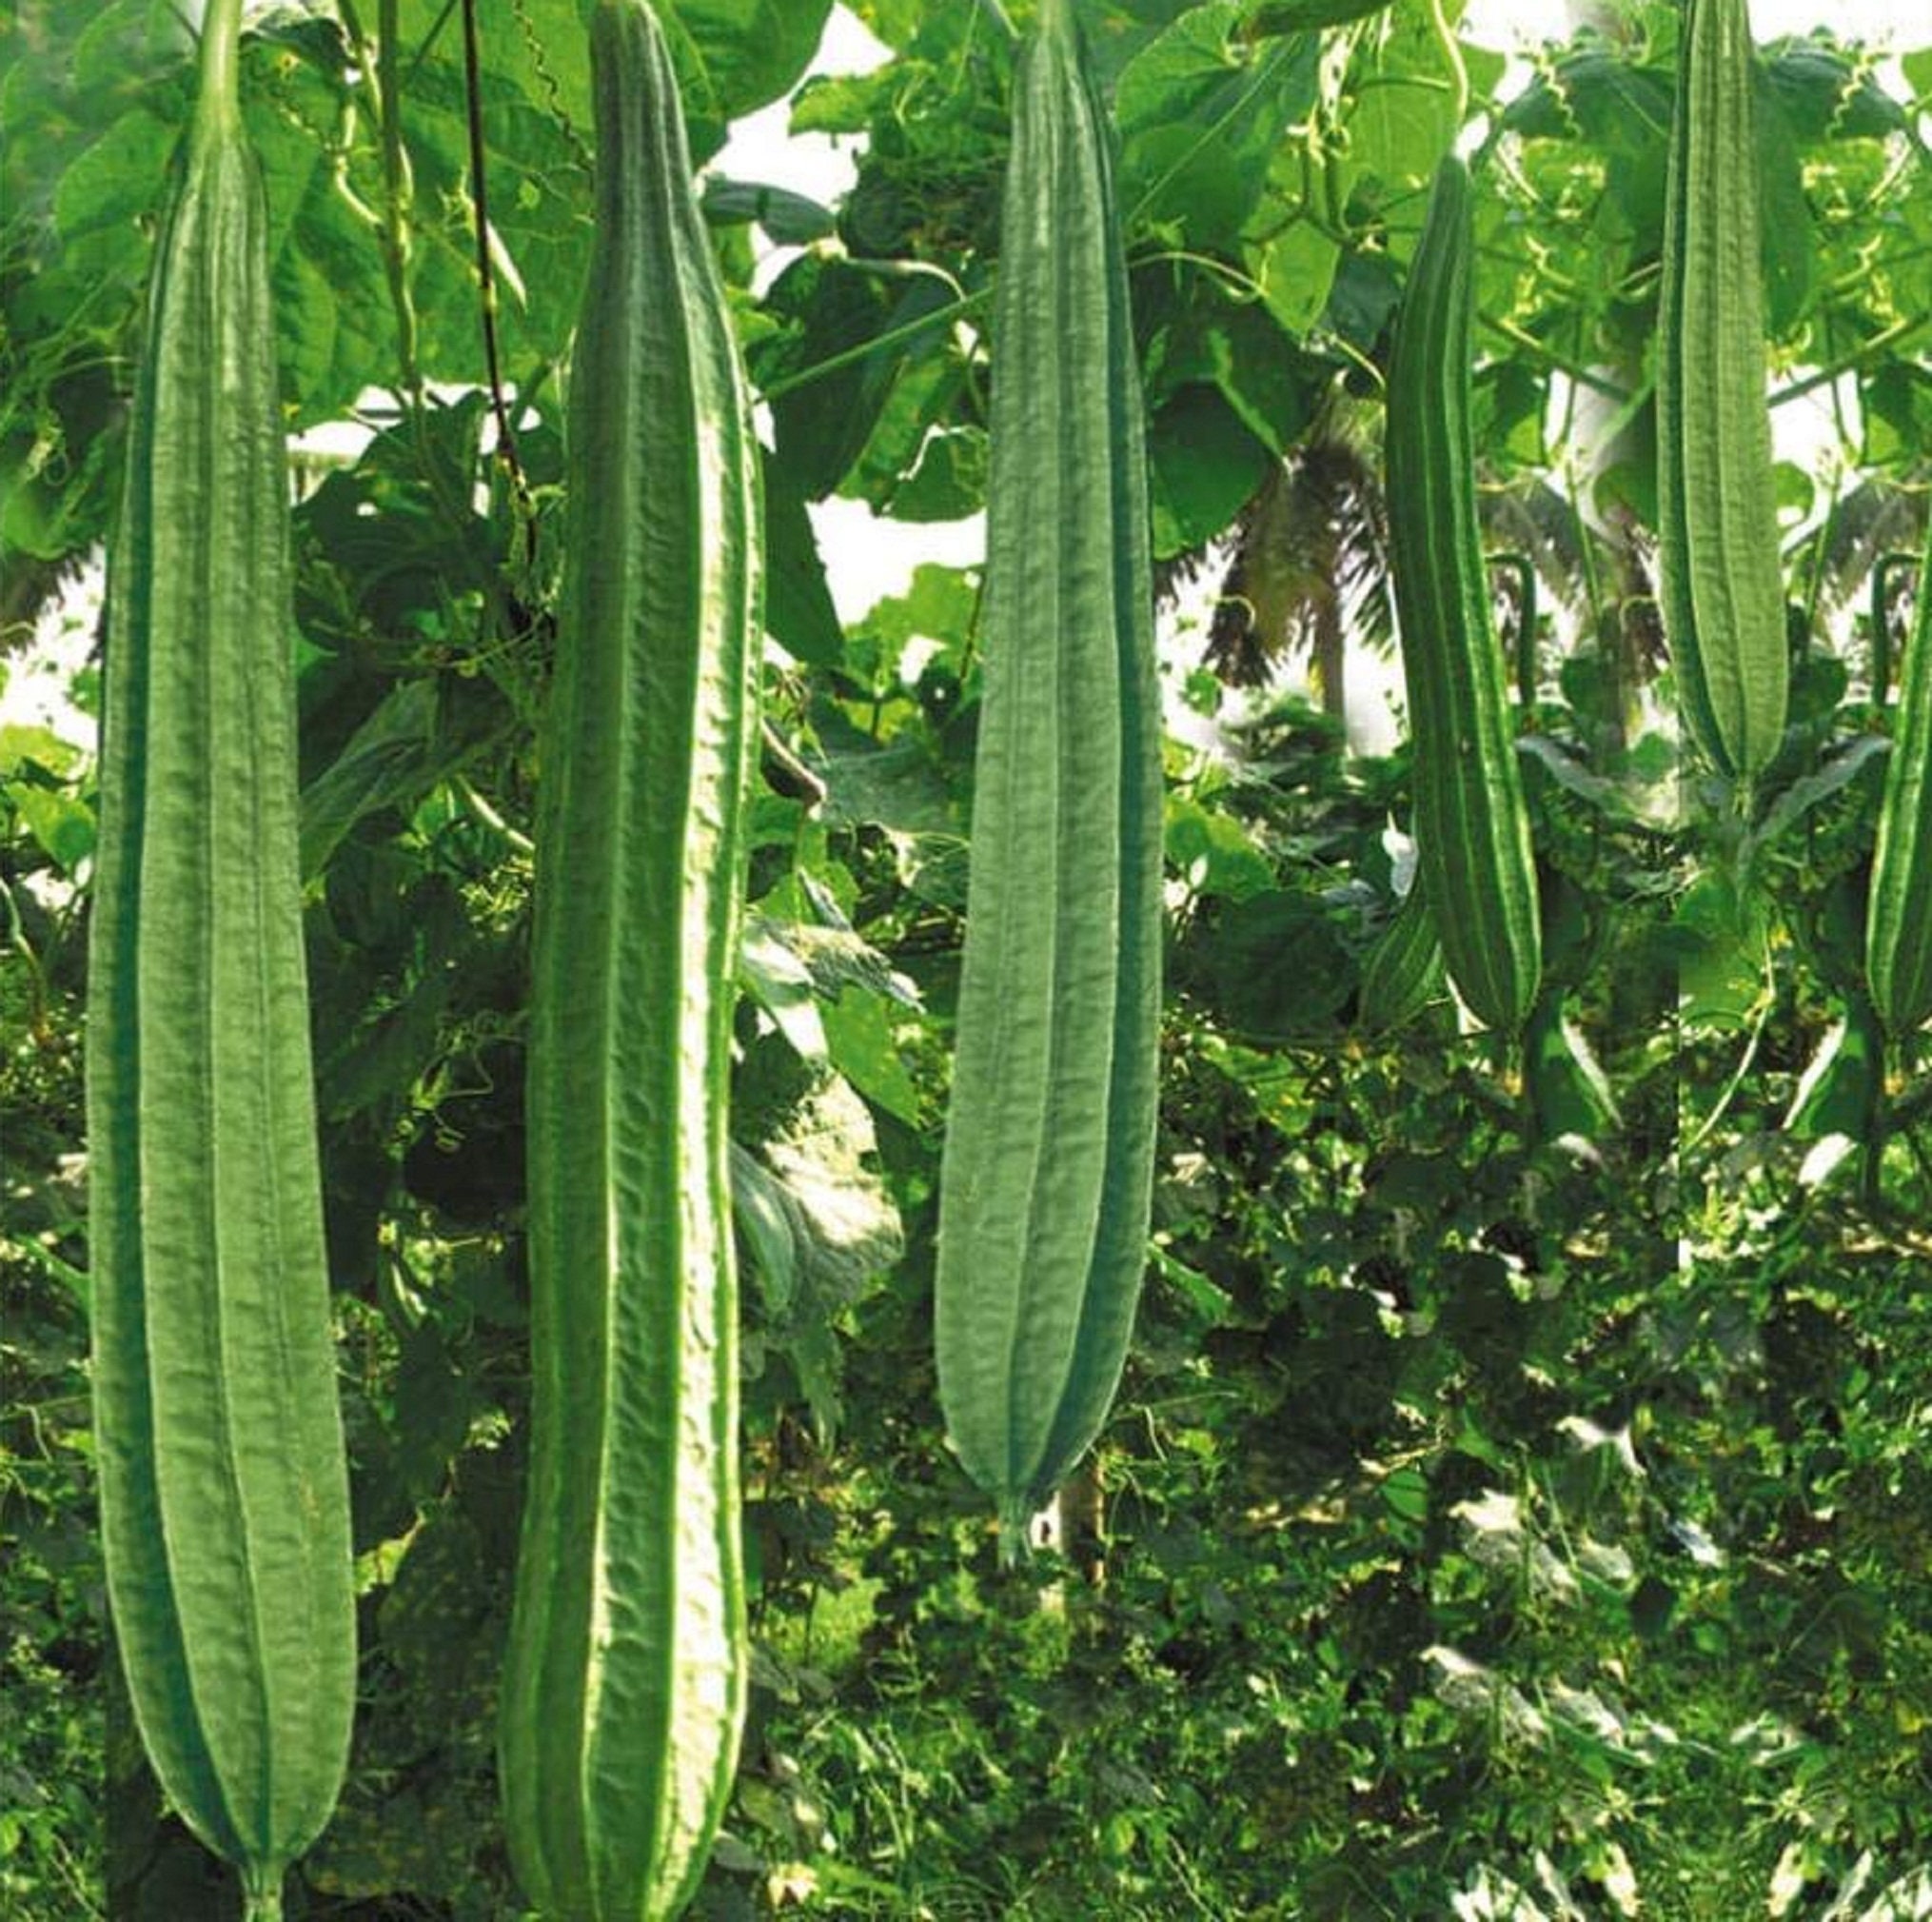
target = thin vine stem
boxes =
[1475,312,1627,402]
[1137,248,1270,303]
[404,0,462,85]
[974,0,1019,42]
[510,0,594,174]
[1772,314,1932,407]
[1424,0,1469,133]
[335,0,428,405]
[458,0,535,562]
[338,0,522,664]
[1126,38,1298,230]
[757,288,992,402]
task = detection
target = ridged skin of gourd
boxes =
[496,0,759,1914]
[934,0,1164,1551]
[1866,531,1932,1037]
[1384,156,1542,1038]
[1357,883,1447,1036]
[1656,0,1787,781]
[87,10,356,1917]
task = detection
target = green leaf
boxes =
[50,109,180,251]
[1753,69,1814,335]
[734,1070,904,1437]
[1115,4,1320,247]
[1251,218,1341,338]
[1320,249,1401,356]
[300,679,442,881]
[1201,298,1317,456]
[8,784,94,875]
[1152,1246,1233,1331]
[844,331,980,518]
[0,724,84,779]
[848,563,977,689]
[1380,1463,1429,1524]
[1165,796,1275,902]
[1669,873,1771,1030]
[665,0,836,125]
[1176,888,1354,1040]
[740,921,829,1060]
[1243,0,1389,34]
[882,425,988,522]
[762,448,846,666]
[788,69,888,136]
[1745,734,1888,860]
[839,0,926,52]
[820,984,921,1124]
[808,720,957,837]
[754,257,957,500]
[1340,4,1463,208]
[1763,42,1906,143]
[312,896,463,1124]
[1146,383,1270,556]
[731,1142,799,1315]
[1473,359,1547,470]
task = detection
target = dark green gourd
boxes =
[497,0,760,1913]
[1385,155,1542,1036]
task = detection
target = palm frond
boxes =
[1480,476,1591,617]
[1799,476,1925,615]
[1203,390,1392,698]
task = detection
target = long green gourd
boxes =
[87,3,355,1915]
[1385,155,1542,1037]
[934,0,1163,1555]
[497,0,759,1913]
[1656,0,1787,781]
[1867,531,1932,1037]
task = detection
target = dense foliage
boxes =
[9,0,1932,1915]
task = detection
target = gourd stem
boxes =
[373,0,424,398]
[973,0,1018,39]
[1424,0,1469,131]
[198,0,246,129]
[242,1872,284,1922]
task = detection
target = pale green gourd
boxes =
[934,0,1164,1553]
[1655,0,1788,781]
[88,4,356,1915]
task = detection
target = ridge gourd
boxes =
[1357,883,1448,1037]
[934,0,1165,1555]
[1656,0,1787,781]
[1384,155,1542,1037]
[496,0,760,1913]
[87,1,357,1914]
[1866,529,1932,1039]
